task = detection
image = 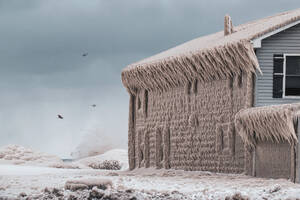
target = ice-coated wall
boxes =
[128,72,254,173]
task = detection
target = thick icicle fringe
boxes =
[121,40,259,91]
[235,103,300,148]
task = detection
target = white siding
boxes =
[255,23,300,107]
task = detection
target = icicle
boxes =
[235,103,300,147]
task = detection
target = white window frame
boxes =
[283,54,300,99]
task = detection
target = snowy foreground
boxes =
[1,145,300,199]
[1,165,300,200]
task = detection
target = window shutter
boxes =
[273,54,284,98]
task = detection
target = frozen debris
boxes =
[18,192,27,198]
[25,187,138,200]
[106,172,119,176]
[48,162,81,169]
[43,187,51,194]
[89,186,105,199]
[67,183,88,192]
[125,189,135,193]
[67,194,77,200]
[65,178,112,191]
[268,185,281,193]
[52,187,64,197]
[225,193,250,200]
[2,166,300,200]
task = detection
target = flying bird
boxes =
[82,52,88,57]
[57,114,64,119]
[91,104,96,108]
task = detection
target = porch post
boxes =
[128,93,136,170]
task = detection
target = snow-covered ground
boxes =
[1,165,300,199]
[1,145,300,199]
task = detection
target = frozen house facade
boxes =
[121,9,300,182]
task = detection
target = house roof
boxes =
[121,8,300,93]
[235,103,300,148]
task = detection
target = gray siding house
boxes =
[255,22,300,106]
[122,9,300,182]
[252,15,300,182]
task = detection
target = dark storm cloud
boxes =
[1,0,299,75]
[0,0,300,156]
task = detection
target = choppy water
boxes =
[62,158,74,162]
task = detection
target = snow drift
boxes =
[75,149,128,170]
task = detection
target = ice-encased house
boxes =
[121,9,300,182]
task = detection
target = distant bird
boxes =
[82,52,88,57]
[57,114,64,119]
[91,104,96,108]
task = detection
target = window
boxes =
[284,55,300,97]
[272,54,284,98]
[272,54,300,98]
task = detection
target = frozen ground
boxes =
[1,145,300,199]
[1,165,300,200]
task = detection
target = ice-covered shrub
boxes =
[75,149,128,170]
[88,160,121,170]
[225,193,250,200]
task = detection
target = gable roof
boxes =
[122,8,300,93]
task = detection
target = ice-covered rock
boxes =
[65,178,112,191]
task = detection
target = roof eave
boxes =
[251,19,300,48]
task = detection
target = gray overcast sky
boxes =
[0,0,300,157]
